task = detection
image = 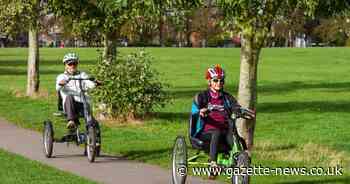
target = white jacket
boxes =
[56,71,96,111]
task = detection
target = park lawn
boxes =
[0,148,98,184]
[0,47,349,183]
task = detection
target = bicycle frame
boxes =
[187,117,245,168]
[75,79,94,126]
[55,77,96,144]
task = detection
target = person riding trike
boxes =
[171,65,255,184]
[43,52,102,162]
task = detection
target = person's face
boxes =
[209,78,224,91]
[65,60,78,74]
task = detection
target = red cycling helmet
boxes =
[206,64,225,80]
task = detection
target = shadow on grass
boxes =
[258,101,350,113]
[255,143,297,151]
[0,67,61,75]
[0,59,97,67]
[170,84,239,99]
[276,177,350,184]
[170,90,200,99]
[151,112,190,122]
[259,81,350,94]
[171,81,350,99]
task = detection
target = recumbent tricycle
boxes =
[42,77,101,163]
[171,95,254,184]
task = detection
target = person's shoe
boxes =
[210,161,218,167]
[208,161,218,180]
[66,120,76,129]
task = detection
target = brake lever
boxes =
[241,108,256,120]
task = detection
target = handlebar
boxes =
[68,77,96,81]
[231,108,255,120]
[66,77,102,86]
[204,104,255,120]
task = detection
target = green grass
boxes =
[0,148,98,184]
[0,47,350,183]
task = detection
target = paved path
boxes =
[0,118,223,184]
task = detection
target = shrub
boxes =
[345,37,350,47]
[91,49,169,121]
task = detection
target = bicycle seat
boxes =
[189,94,207,150]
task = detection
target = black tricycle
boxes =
[42,77,101,163]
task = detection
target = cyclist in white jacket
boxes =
[56,53,96,128]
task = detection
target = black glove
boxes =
[239,108,256,120]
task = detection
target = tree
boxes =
[0,0,46,96]
[50,0,200,62]
[50,0,128,63]
[312,16,350,46]
[270,8,307,47]
[215,0,350,154]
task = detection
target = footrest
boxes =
[55,134,76,143]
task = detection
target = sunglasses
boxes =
[211,78,224,83]
[67,62,78,66]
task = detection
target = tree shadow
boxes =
[258,101,350,113]
[170,84,238,99]
[53,154,84,158]
[171,81,350,99]
[276,177,350,184]
[170,89,200,99]
[0,67,61,75]
[0,59,97,67]
[259,81,350,95]
[123,147,172,161]
[255,143,297,151]
[151,112,190,122]
[94,154,129,163]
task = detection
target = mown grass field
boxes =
[0,47,349,183]
[0,148,98,184]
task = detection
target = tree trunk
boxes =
[237,34,260,153]
[26,27,40,97]
[159,14,165,47]
[186,16,192,47]
[288,30,293,47]
[103,31,118,64]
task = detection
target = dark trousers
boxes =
[199,121,235,162]
[64,95,83,123]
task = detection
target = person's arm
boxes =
[228,95,242,114]
[56,74,67,91]
[80,72,96,90]
[227,94,255,119]
[197,91,208,117]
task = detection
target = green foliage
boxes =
[313,17,349,46]
[0,0,44,36]
[207,34,224,47]
[48,0,201,39]
[346,37,350,47]
[91,49,170,120]
[215,0,349,48]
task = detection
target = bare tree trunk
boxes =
[186,16,192,47]
[159,14,165,47]
[103,31,118,64]
[288,30,293,47]
[26,27,39,96]
[237,34,260,153]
